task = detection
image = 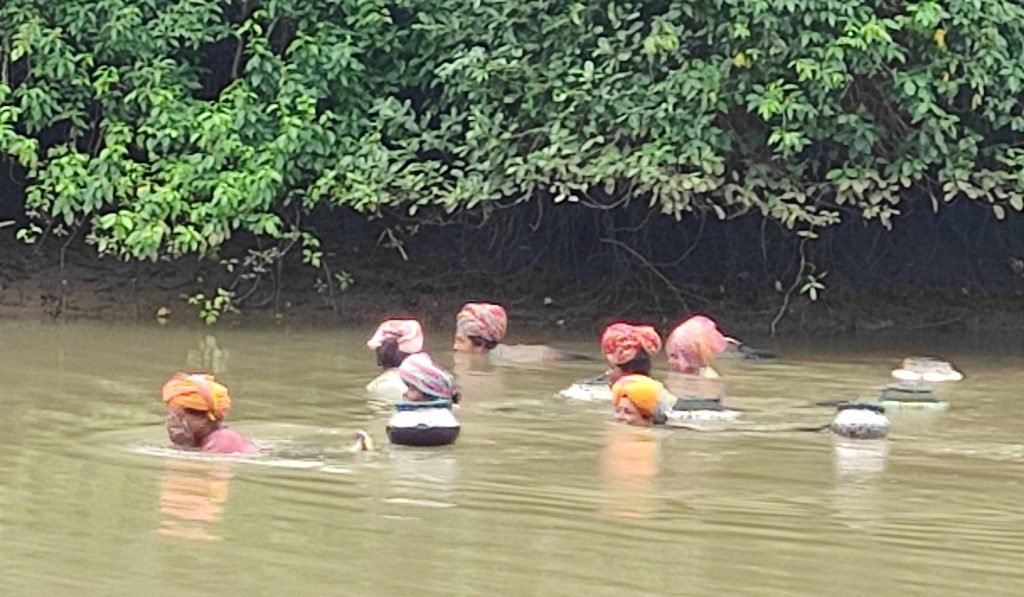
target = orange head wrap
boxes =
[666,315,727,372]
[162,373,232,421]
[612,374,665,418]
[601,323,662,365]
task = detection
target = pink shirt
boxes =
[201,427,260,454]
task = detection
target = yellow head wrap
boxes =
[611,374,664,418]
[162,373,232,421]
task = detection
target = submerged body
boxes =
[162,373,260,455]
[453,302,583,364]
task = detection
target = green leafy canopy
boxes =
[2,0,1023,264]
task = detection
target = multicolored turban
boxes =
[666,315,727,372]
[366,319,424,354]
[612,374,665,418]
[456,302,508,343]
[398,353,456,401]
[600,323,662,365]
[162,373,231,421]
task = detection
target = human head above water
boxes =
[453,302,508,354]
[398,353,459,403]
[600,323,662,383]
[162,373,232,448]
[367,319,424,369]
[666,315,727,374]
[612,374,667,426]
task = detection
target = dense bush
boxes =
[2,0,1022,266]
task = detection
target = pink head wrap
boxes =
[666,315,727,372]
[456,302,508,343]
[398,353,455,401]
[367,319,424,354]
[600,323,662,366]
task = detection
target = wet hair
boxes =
[469,335,499,350]
[617,350,652,376]
[376,336,411,369]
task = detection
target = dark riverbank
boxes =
[2,229,1022,342]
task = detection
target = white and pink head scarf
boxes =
[367,319,424,354]
[666,315,727,372]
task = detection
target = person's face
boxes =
[667,351,692,373]
[403,385,429,402]
[166,408,198,447]
[166,408,216,447]
[453,332,486,354]
[614,399,651,426]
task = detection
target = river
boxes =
[0,320,1021,596]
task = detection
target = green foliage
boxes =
[2,0,1023,270]
[187,287,236,325]
[800,273,827,301]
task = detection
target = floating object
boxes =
[830,403,890,439]
[666,396,740,421]
[891,356,963,382]
[873,382,950,411]
[558,382,612,401]
[155,306,171,324]
[558,373,612,401]
[724,337,776,360]
[351,430,374,452]
[386,400,460,447]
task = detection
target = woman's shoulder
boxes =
[201,427,260,454]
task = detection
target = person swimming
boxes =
[601,322,663,383]
[558,322,662,401]
[665,315,728,379]
[611,374,669,427]
[453,302,584,364]
[366,319,425,396]
[389,353,461,446]
[661,315,741,420]
[162,373,260,454]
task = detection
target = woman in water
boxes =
[558,322,662,401]
[162,373,260,454]
[663,315,744,419]
[389,353,462,446]
[453,302,583,364]
[399,352,460,405]
[612,374,669,426]
[366,319,425,395]
[601,322,663,383]
[665,315,728,379]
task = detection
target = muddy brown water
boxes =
[0,320,1021,596]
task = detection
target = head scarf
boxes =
[398,353,456,401]
[612,374,665,418]
[162,373,231,421]
[666,315,727,372]
[601,323,662,366]
[367,319,424,354]
[456,302,508,343]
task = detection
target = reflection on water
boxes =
[159,459,233,542]
[831,438,889,530]
[186,334,229,374]
[600,427,661,519]
[0,321,1022,596]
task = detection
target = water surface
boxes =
[0,321,1021,596]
